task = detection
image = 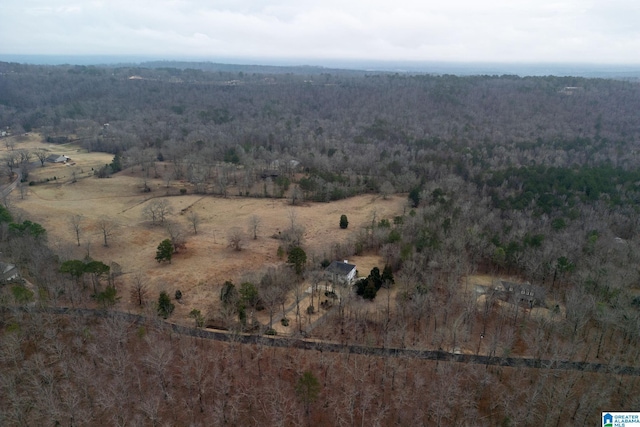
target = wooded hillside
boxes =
[1,61,640,425]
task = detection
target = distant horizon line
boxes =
[2,54,640,78]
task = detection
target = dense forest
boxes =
[1,61,640,425]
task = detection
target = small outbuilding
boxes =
[325,260,357,285]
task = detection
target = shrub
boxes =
[287,246,307,275]
[96,285,119,308]
[11,285,34,304]
[157,291,175,318]
[325,291,338,299]
[137,326,146,338]
[189,309,204,328]
[155,239,173,263]
[387,229,401,243]
[339,214,349,229]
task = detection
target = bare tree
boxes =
[264,176,273,197]
[34,148,48,167]
[17,181,27,200]
[2,165,13,183]
[216,167,228,197]
[97,217,118,247]
[1,192,13,211]
[156,200,173,224]
[280,211,305,249]
[186,210,200,235]
[130,271,149,307]
[163,168,174,188]
[279,209,305,248]
[142,199,173,225]
[142,201,158,224]
[142,337,174,400]
[189,165,208,194]
[4,138,15,151]
[69,214,84,246]
[140,175,150,192]
[248,215,261,240]
[261,285,282,328]
[4,150,19,173]
[227,227,244,251]
[290,185,303,205]
[109,261,122,285]
[165,221,186,252]
[17,149,31,166]
[288,209,297,230]
[380,181,395,199]
[564,286,594,342]
[293,282,305,333]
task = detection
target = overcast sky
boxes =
[1,0,638,64]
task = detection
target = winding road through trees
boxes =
[11,305,640,377]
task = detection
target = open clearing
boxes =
[464,274,565,322]
[9,137,407,323]
[4,136,560,336]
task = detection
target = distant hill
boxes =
[1,54,639,78]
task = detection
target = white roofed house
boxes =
[46,154,70,163]
[325,260,357,285]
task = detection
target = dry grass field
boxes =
[4,134,561,339]
[7,135,408,324]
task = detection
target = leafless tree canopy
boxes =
[248,215,261,240]
[34,148,48,166]
[96,217,118,247]
[380,181,395,199]
[186,210,201,235]
[227,227,244,251]
[129,271,149,307]
[165,221,186,252]
[69,214,84,246]
[142,199,173,225]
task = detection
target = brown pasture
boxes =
[9,137,408,323]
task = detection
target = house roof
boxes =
[260,169,279,178]
[501,280,521,290]
[0,262,18,281]
[326,260,356,276]
[500,280,544,301]
[0,262,16,274]
[46,154,69,162]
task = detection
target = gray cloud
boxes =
[0,0,638,63]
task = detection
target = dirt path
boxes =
[0,171,21,199]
